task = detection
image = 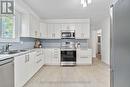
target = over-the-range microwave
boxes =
[61,30,75,39]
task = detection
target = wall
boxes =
[41,39,88,48]
[100,17,110,65]
[0,37,35,50]
[91,30,98,58]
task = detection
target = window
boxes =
[0,16,15,39]
[0,11,21,42]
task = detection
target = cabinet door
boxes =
[61,24,69,30]
[29,14,35,37]
[21,14,30,37]
[75,24,82,39]
[76,49,92,65]
[82,23,90,39]
[69,24,76,31]
[75,23,90,39]
[14,55,27,87]
[54,24,61,39]
[44,49,52,64]
[61,24,75,30]
[47,24,55,39]
[40,23,47,38]
[51,48,60,65]
[34,18,40,38]
[28,51,36,77]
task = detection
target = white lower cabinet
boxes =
[45,48,60,65]
[76,49,92,65]
[34,49,44,72]
[51,48,60,65]
[14,54,27,87]
[14,49,44,87]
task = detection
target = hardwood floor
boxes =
[24,59,110,87]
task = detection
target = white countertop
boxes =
[0,49,36,61]
[0,47,92,61]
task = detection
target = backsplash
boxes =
[0,37,35,50]
[41,39,88,48]
[0,38,89,50]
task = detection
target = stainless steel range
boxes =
[60,41,76,66]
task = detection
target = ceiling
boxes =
[23,0,112,29]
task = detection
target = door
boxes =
[111,0,130,87]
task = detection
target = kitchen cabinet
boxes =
[34,49,44,72]
[30,14,40,38]
[14,49,44,87]
[21,14,31,37]
[40,22,90,39]
[47,24,61,39]
[44,48,52,64]
[54,24,61,39]
[45,48,60,65]
[51,48,60,65]
[21,13,40,38]
[47,24,55,39]
[14,54,30,87]
[76,49,92,65]
[61,24,76,30]
[40,23,47,38]
[75,23,90,39]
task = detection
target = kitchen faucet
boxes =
[5,43,12,52]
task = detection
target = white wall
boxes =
[100,17,110,65]
[91,30,98,58]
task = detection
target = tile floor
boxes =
[24,59,110,87]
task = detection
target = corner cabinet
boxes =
[75,23,90,39]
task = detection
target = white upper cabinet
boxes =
[53,24,61,39]
[61,24,76,31]
[47,24,61,39]
[21,14,30,37]
[40,22,47,39]
[21,13,40,38]
[75,23,90,39]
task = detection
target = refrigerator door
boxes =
[111,0,130,87]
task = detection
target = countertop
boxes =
[0,47,92,61]
[0,49,36,61]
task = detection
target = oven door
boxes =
[61,50,76,65]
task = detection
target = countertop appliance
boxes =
[61,30,75,39]
[61,41,76,66]
[0,57,14,87]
